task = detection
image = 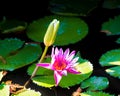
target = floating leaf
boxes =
[80,76,109,91]
[102,0,120,9]
[99,48,120,66]
[106,66,120,79]
[0,18,27,34]
[80,91,114,96]
[28,58,93,88]
[101,15,120,36]
[26,15,88,46]
[99,48,120,79]
[49,0,100,16]
[0,84,10,96]
[115,37,120,44]
[11,88,41,96]
[0,38,24,58]
[0,38,42,71]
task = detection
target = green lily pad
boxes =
[106,66,120,79]
[28,58,93,88]
[80,91,114,96]
[0,84,10,96]
[115,37,120,44]
[11,88,41,96]
[101,15,120,36]
[0,38,25,58]
[99,48,120,66]
[80,76,109,91]
[0,38,42,71]
[49,0,100,16]
[99,48,120,79]
[0,18,27,34]
[26,15,88,46]
[102,0,120,9]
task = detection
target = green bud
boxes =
[44,19,60,46]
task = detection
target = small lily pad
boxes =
[106,66,120,79]
[99,48,120,79]
[0,84,10,96]
[101,15,120,36]
[12,88,41,96]
[80,91,114,96]
[26,15,88,46]
[115,37,120,44]
[80,76,109,91]
[99,48,120,66]
[0,38,42,71]
[28,58,93,88]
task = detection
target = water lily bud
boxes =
[44,19,60,47]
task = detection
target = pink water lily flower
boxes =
[37,47,81,86]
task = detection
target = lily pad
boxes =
[12,88,41,96]
[80,76,109,91]
[0,18,27,34]
[0,38,42,71]
[99,48,120,79]
[26,15,88,46]
[80,91,114,96]
[0,38,24,58]
[106,66,120,79]
[101,15,120,36]
[99,48,120,66]
[115,37,120,44]
[0,84,10,96]
[27,58,93,88]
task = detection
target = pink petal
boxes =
[54,71,62,86]
[67,51,75,61]
[37,63,51,69]
[64,48,70,58]
[55,47,59,56]
[67,68,81,74]
[60,70,67,76]
[51,47,55,57]
[70,57,79,65]
[59,48,63,56]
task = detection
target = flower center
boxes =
[53,60,67,70]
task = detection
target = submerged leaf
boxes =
[80,76,109,91]
[0,19,27,34]
[26,15,88,46]
[102,0,120,9]
[101,15,120,36]
[49,0,100,16]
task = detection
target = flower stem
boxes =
[24,46,49,87]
